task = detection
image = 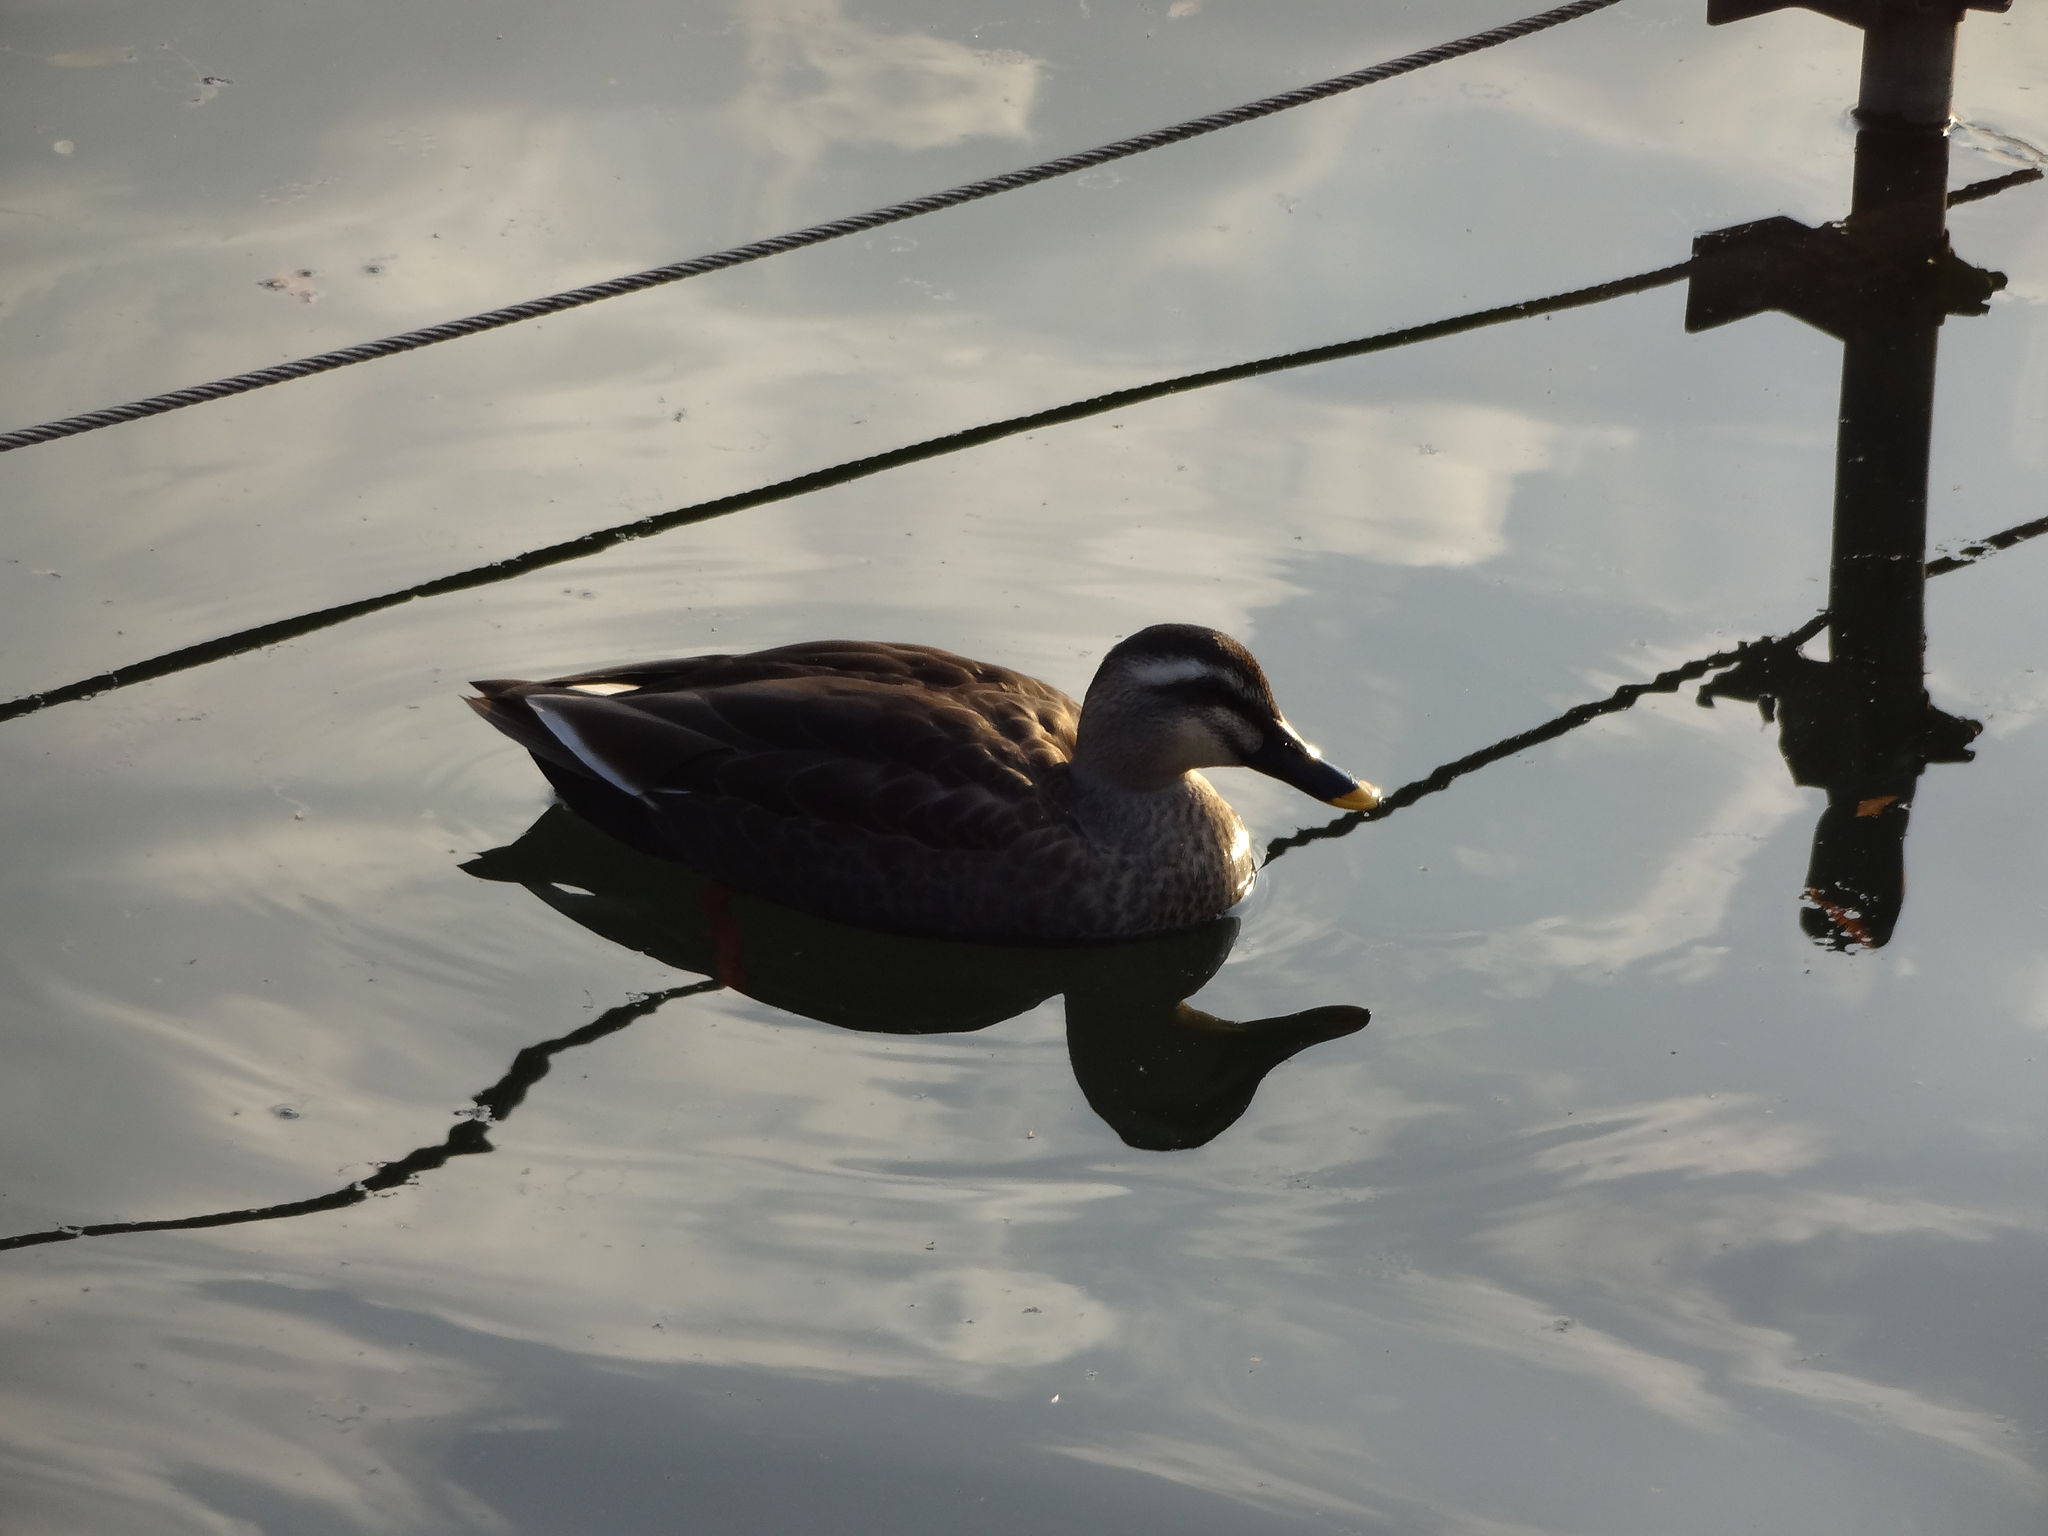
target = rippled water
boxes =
[5,1,2048,1531]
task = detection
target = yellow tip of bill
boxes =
[1325,781,1383,812]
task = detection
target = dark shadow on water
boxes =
[462,805,1368,1153]
[0,807,1367,1256]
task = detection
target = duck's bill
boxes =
[1245,726,1382,811]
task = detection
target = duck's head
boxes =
[1075,624,1380,810]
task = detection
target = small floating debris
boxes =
[257,269,319,304]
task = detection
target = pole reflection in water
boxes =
[1687,0,2009,948]
[464,805,1369,1152]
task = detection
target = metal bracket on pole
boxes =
[1684,216,2004,339]
[1707,0,2008,27]
[1710,0,2009,128]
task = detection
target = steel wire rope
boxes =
[1260,499,2048,864]
[2,168,2030,730]
[0,260,1692,727]
[1255,166,2047,862]
[1261,615,1835,863]
[0,0,1627,456]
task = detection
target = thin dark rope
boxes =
[1262,506,2048,860]
[1945,166,2043,207]
[0,260,1691,727]
[0,0,1627,456]
[5,166,2033,725]
[0,983,712,1253]
[1263,499,2048,862]
[1262,614,1833,863]
[1925,508,2048,575]
[1255,168,2048,863]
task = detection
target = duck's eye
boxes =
[1206,707,1265,759]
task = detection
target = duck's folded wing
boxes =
[535,640,1072,709]
[517,692,726,796]
[513,678,1070,851]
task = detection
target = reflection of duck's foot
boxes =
[1066,999,1370,1152]
[1178,1004,1370,1038]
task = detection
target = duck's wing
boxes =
[493,639,1073,710]
[475,671,1079,852]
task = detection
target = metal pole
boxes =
[1827,3,1957,723]
[1802,0,1965,944]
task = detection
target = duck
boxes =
[466,623,1378,942]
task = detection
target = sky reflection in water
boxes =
[3,1,2048,1532]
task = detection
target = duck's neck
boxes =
[1068,757,1194,802]
[1071,695,1197,795]
[1065,759,1216,855]
[1069,747,1185,798]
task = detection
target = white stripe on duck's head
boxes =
[1076,624,1379,809]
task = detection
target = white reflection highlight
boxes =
[1055,1433,1387,1529]
[878,1266,1117,1365]
[731,0,1038,210]
[1460,749,1805,986]
[1395,1274,1733,1431]
[1529,1092,1823,1185]
[1479,1095,2046,1490]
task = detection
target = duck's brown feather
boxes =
[475,643,1078,839]
[469,639,1251,940]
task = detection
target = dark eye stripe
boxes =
[1165,675,1272,722]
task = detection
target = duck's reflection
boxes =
[464,805,1367,1150]
[0,810,1365,1254]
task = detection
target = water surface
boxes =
[5,1,2048,1531]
